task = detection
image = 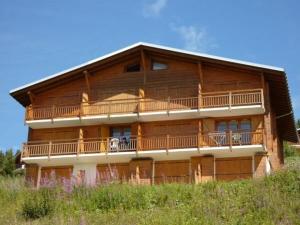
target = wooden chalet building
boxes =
[10,42,298,187]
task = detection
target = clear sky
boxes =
[0,0,299,151]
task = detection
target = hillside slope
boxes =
[0,157,299,225]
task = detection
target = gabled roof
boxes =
[9,42,298,143]
[10,42,285,94]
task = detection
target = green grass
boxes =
[0,157,299,225]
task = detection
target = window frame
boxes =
[215,118,251,132]
[124,62,141,73]
[151,60,168,71]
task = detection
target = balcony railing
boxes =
[22,130,264,158]
[25,89,263,120]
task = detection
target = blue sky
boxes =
[0,0,299,151]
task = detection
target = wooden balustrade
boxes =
[22,130,263,158]
[25,89,263,120]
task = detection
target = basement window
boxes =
[152,61,168,70]
[125,63,141,72]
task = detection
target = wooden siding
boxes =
[97,163,130,183]
[141,120,199,136]
[154,160,190,184]
[25,164,39,186]
[40,166,73,185]
[202,64,262,92]
[191,156,214,183]
[215,157,252,181]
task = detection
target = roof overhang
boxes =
[9,42,298,143]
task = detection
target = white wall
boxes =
[72,163,97,186]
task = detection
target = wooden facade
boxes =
[10,43,297,187]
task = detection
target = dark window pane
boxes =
[126,63,140,72]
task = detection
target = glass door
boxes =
[110,127,131,151]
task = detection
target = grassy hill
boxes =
[0,157,299,225]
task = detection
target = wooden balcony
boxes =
[22,130,264,158]
[25,89,263,121]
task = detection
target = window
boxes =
[240,120,251,131]
[110,127,131,151]
[229,120,238,131]
[111,127,131,141]
[216,119,251,131]
[215,119,252,145]
[152,61,168,70]
[217,122,227,132]
[126,63,140,72]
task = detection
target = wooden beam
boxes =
[27,91,35,104]
[197,62,204,91]
[197,62,204,108]
[261,72,265,90]
[141,49,147,85]
[83,70,91,95]
[261,72,265,110]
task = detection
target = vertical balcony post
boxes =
[229,130,233,151]
[108,101,111,120]
[48,141,52,160]
[229,91,232,111]
[198,94,202,110]
[77,140,80,157]
[137,99,140,118]
[106,137,110,155]
[136,136,140,157]
[51,105,55,122]
[166,134,170,155]
[261,89,265,110]
[167,96,170,116]
[197,132,201,152]
[79,103,83,118]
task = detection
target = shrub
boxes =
[284,141,299,157]
[21,188,55,219]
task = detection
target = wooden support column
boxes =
[261,72,265,110]
[197,120,202,151]
[79,128,84,154]
[83,70,91,97]
[138,88,145,113]
[264,82,272,153]
[136,165,140,185]
[137,123,142,155]
[36,165,41,189]
[140,49,147,113]
[82,71,91,117]
[141,49,147,85]
[27,91,36,104]
[197,62,204,109]
[152,161,155,185]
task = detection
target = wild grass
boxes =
[0,157,299,225]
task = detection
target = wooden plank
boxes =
[141,49,147,85]
[27,91,35,104]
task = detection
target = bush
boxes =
[21,188,55,219]
[284,141,299,157]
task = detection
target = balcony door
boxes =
[111,127,131,139]
[216,119,251,145]
[110,127,131,151]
